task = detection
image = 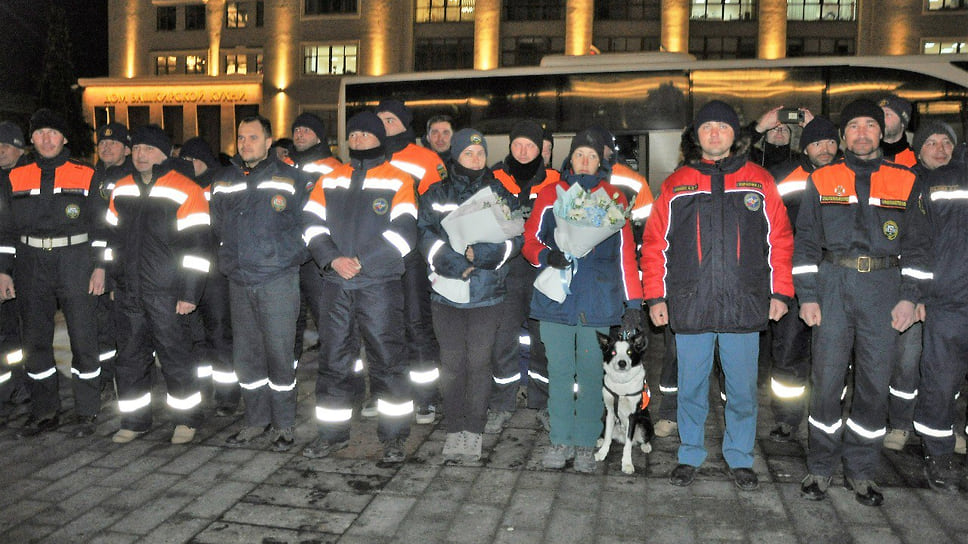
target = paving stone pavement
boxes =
[2,320,968,543]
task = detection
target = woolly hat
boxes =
[569,128,606,160]
[694,100,741,137]
[912,120,957,156]
[509,120,543,150]
[375,99,413,129]
[0,121,25,149]
[180,137,219,169]
[30,108,68,137]
[96,122,130,146]
[800,117,839,148]
[587,124,617,153]
[347,111,386,145]
[839,99,885,136]
[130,124,172,156]
[291,112,326,139]
[876,94,912,126]
[450,128,487,159]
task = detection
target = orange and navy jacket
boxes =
[792,151,929,305]
[641,153,794,334]
[106,159,211,303]
[886,147,917,169]
[769,153,829,229]
[611,162,649,205]
[292,143,342,191]
[492,165,561,208]
[388,142,447,195]
[302,157,418,287]
[1,149,104,273]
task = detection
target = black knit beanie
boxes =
[291,112,327,139]
[839,99,885,136]
[694,100,741,137]
[130,124,172,156]
[800,117,839,147]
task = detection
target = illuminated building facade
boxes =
[80,0,968,155]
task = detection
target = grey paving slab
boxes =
[190,521,337,544]
[444,503,504,543]
[221,501,356,533]
[177,479,258,519]
[137,517,211,544]
[342,494,417,537]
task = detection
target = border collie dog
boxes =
[595,329,654,474]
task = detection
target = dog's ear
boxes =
[632,332,649,352]
[596,331,611,350]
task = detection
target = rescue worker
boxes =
[0,121,27,423]
[490,120,560,433]
[108,125,210,445]
[642,100,794,491]
[2,109,105,439]
[302,111,416,464]
[180,136,240,417]
[540,124,554,169]
[766,116,840,442]
[877,94,916,167]
[422,114,455,164]
[748,106,809,170]
[375,99,446,424]
[795,99,928,506]
[211,116,312,452]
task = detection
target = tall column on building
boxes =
[758,0,787,59]
[265,0,298,139]
[362,1,398,75]
[661,0,689,53]
[474,0,501,70]
[857,0,913,55]
[112,0,143,78]
[207,0,226,76]
[565,0,594,56]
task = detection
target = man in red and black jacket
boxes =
[642,100,794,492]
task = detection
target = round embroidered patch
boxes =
[744,193,762,212]
[372,197,389,215]
[883,220,899,240]
[271,194,287,212]
[65,204,80,219]
[834,185,846,196]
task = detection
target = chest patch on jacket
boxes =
[736,181,763,190]
[65,204,80,219]
[883,220,898,240]
[373,197,389,215]
[271,195,287,212]
[673,184,698,193]
[744,193,762,211]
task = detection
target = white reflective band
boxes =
[182,255,211,273]
[303,162,334,174]
[6,349,23,364]
[914,420,952,438]
[177,212,211,231]
[391,202,418,222]
[889,386,917,400]
[257,181,296,194]
[383,230,412,257]
[240,378,269,390]
[931,190,968,201]
[390,160,426,181]
[610,174,642,193]
[0,371,9,384]
[496,240,513,269]
[631,204,653,221]
[28,367,57,380]
[204,191,211,202]
[901,268,933,280]
[426,239,445,271]
[770,377,805,399]
[362,177,404,192]
[99,350,117,362]
[0,246,15,254]
[293,359,299,369]
[212,183,247,194]
[104,248,114,261]
[659,385,678,393]
[316,405,353,422]
[118,392,151,412]
[269,379,297,392]
[846,418,886,439]
[212,370,238,384]
[113,184,141,198]
[377,399,414,417]
[432,202,460,213]
[196,365,213,378]
[778,181,806,197]
[528,370,549,384]
[720,392,727,402]
[322,177,351,190]
[493,374,520,385]
[410,368,439,384]
[303,225,330,244]
[72,367,102,380]
[519,335,531,346]
[792,265,819,275]
[105,209,119,226]
[957,392,962,400]
[354,358,364,373]
[808,416,843,434]
[573,382,579,394]
[91,240,107,248]
[304,200,326,220]
[53,187,89,196]
[167,391,202,410]
[841,386,848,401]
[149,185,189,204]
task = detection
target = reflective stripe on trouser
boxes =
[807,263,896,480]
[402,251,439,407]
[915,307,968,457]
[114,290,201,431]
[197,265,239,407]
[490,258,531,411]
[540,321,606,448]
[315,279,412,442]
[16,244,100,417]
[676,332,759,469]
[526,318,550,409]
[229,271,300,429]
[656,325,679,421]
[887,321,921,432]
[769,297,810,428]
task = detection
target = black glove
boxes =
[621,306,645,332]
[546,250,570,269]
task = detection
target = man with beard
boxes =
[877,94,916,168]
[423,115,455,164]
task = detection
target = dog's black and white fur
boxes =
[595,330,654,474]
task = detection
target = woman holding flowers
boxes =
[523,129,644,472]
[418,128,523,461]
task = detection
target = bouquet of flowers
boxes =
[534,183,627,303]
[440,186,525,254]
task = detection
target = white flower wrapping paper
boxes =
[440,186,525,254]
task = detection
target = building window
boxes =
[415,0,476,22]
[923,39,968,54]
[595,0,660,20]
[502,36,565,66]
[226,2,248,28]
[304,44,358,75]
[689,36,757,59]
[927,0,968,9]
[157,6,177,31]
[415,38,474,70]
[690,0,757,21]
[256,1,264,26]
[787,0,854,21]
[156,55,177,75]
[786,37,855,56]
[594,36,661,53]
[503,0,563,21]
[185,5,206,30]
[304,0,358,15]
[186,55,207,74]
[225,54,248,74]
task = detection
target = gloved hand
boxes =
[546,250,571,269]
[621,306,645,332]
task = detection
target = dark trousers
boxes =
[94,292,117,384]
[525,317,550,409]
[115,290,201,430]
[770,297,811,428]
[888,321,922,432]
[314,279,411,442]
[915,307,968,457]
[16,244,100,418]
[198,268,238,407]
[656,326,679,421]
[402,251,439,406]
[807,264,898,480]
[0,298,24,404]
[294,260,325,359]
[433,301,501,433]
[230,271,300,429]
[490,256,532,412]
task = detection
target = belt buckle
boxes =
[856,256,871,273]
[42,237,53,251]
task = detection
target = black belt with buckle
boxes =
[823,253,899,273]
[20,233,89,250]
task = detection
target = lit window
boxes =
[304,44,358,75]
[690,0,757,21]
[787,0,854,21]
[927,0,968,10]
[156,55,177,75]
[226,2,248,28]
[225,54,248,74]
[415,0,476,22]
[185,5,206,30]
[186,55,207,74]
[157,7,176,31]
[923,39,967,54]
[304,0,358,15]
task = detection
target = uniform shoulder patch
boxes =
[673,184,698,193]
[736,181,763,190]
[437,164,448,180]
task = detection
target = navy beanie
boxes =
[569,129,606,160]
[130,124,173,156]
[180,137,219,169]
[347,112,387,145]
[375,99,413,129]
[800,117,839,148]
[0,121,25,149]
[876,94,912,126]
[839,99,885,136]
[97,122,130,146]
[30,108,69,137]
[912,120,957,156]
[291,112,326,139]
[509,120,543,150]
[694,100,741,137]
[450,128,487,159]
